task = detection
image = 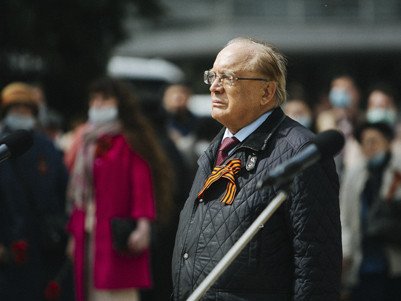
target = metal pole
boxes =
[187,190,289,301]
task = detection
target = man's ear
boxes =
[261,81,277,106]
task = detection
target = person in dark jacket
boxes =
[0,82,71,301]
[171,37,342,301]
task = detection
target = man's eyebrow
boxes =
[211,69,234,74]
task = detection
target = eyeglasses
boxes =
[204,70,269,86]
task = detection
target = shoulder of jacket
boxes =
[276,120,315,152]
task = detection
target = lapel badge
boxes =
[246,154,257,171]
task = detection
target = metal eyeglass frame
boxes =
[204,70,269,86]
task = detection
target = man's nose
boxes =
[209,78,223,93]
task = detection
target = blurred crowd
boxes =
[285,75,401,301]
[0,72,400,301]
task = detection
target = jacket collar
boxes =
[239,107,285,153]
[200,107,286,169]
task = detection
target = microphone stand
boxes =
[187,188,289,301]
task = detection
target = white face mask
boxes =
[88,106,118,125]
[366,108,397,125]
[4,113,36,130]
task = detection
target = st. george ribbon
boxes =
[257,129,345,188]
[187,129,345,301]
[0,130,34,164]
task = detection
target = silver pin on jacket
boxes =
[246,154,257,171]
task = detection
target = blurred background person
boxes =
[137,100,192,301]
[316,74,363,136]
[162,83,199,161]
[283,98,314,130]
[365,83,398,126]
[191,116,222,162]
[65,77,173,301]
[58,115,87,155]
[364,83,401,158]
[0,82,70,300]
[173,116,223,177]
[340,121,401,301]
[393,122,401,158]
[30,82,67,148]
[327,75,362,134]
[316,74,364,178]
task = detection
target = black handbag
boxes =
[110,218,137,252]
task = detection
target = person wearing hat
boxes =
[0,82,71,300]
[340,121,401,301]
[1,82,39,131]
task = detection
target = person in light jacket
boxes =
[341,121,401,301]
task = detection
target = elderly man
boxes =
[171,37,342,300]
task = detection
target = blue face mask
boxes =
[4,113,36,130]
[366,108,397,125]
[368,151,388,169]
[329,88,352,108]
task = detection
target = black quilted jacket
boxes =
[172,108,342,301]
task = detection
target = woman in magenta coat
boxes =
[66,78,173,301]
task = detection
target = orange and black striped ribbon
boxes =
[197,159,242,205]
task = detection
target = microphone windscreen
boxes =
[313,129,345,160]
[1,130,33,157]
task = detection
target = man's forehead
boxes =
[213,42,254,70]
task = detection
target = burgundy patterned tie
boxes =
[215,137,239,166]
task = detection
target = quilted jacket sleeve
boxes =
[288,156,342,301]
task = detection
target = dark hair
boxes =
[89,77,174,225]
[354,121,395,143]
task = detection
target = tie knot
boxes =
[219,137,239,153]
[215,137,240,166]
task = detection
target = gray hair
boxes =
[226,37,287,106]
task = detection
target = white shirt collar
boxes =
[222,111,272,142]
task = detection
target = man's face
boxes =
[209,43,275,133]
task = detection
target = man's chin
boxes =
[211,108,224,121]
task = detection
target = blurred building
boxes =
[112,0,401,106]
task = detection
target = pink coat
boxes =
[68,134,156,301]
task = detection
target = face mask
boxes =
[3,113,36,130]
[88,106,118,125]
[366,108,397,125]
[294,116,312,129]
[329,88,352,108]
[368,151,388,169]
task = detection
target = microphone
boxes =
[0,130,34,164]
[257,129,345,188]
